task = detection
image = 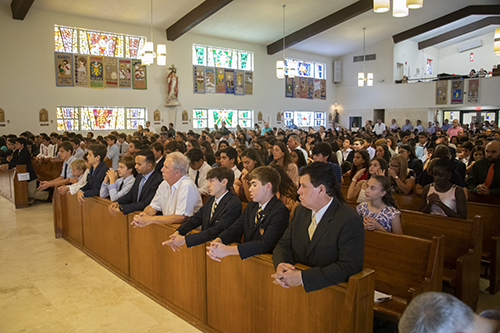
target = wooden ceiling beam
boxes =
[166,0,233,41]
[11,0,35,20]
[393,5,500,44]
[418,16,500,50]
[266,0,372,55]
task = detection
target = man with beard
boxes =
[467,141,500,196]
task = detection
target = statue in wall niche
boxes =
[258,111,263,122]
[166,65,181,107]
[182,110,188,123]
[277,112,281,122]
[39,108,49,122]
[0,108,4,122]
[153,110,161,121]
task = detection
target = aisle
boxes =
[0,197,200,332]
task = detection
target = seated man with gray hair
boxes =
[399,292,500,333]
[131,152,202,227]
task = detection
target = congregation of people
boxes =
[1,116,500,332]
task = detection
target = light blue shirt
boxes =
[106,144,119,170]
[100,174,135,201]
[60,155,77,179]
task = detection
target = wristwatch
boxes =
[395,176,399,180]
[118,204,124,212]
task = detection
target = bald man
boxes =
[467,141,500,196]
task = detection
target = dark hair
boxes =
[71,138,81,145]
[88,144,107,162]
[469,145,485,165]
[312,142,332,159]
[186,148,205,164]
[253,139,269,159]
[107,135,117,143]
[136,149,156,165]
[351,149,370,177]
[399,144,418,160]
[165,140,181,153]
[188,139,201,150]
[206,167,234,190]
[291,149,307,168]
[270,164,298,201]
[371,175,397,208]
[59,141,74,153]
[150,142,165,154]
[433,144,450,158]
[249,166,281,195]
[461,141,473,151]
[433,156,454,175]
[241,148,264,169]
[130,140,141,149]
[221,147,238,163]
[371,157,389,177]
[218,140,229,150]
[200,141,214,155]
[377,144,391,164]
[300,162,344,202]
[118,133,127,139]
[15,137,27,146]
[271,141,293,170]
[119,155,136,170]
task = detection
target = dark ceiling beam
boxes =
[266,0,372,55]
[418,16,500,50]
[393,5,500,44]
[166,0,233,41]
[11,0,35,20]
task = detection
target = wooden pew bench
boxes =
[363,230,444,320]
[400,209,482,310]
[0,164,29,208]
[32,158,63,181]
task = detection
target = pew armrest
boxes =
[407,278,435,302]
[456,249,481,310]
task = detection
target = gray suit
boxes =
[272,198,364,293]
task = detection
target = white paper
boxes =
[374,290,392,303]
[17,173,30,181]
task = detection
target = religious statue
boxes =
[39,108,48,122]
[0,108,4,122]
[153,110,160,121]
[166,64,180,106]
[182,110,188,123]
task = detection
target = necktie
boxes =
[484,163,495,188]
[119,180,124,191]
[195,170,200,187]
[211,201,217,220]
[137,176,147,201]
[119,145,122,154]
[254,207,263,226]
[308,213,317,240]
[63,163,68,178]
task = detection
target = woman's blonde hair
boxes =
[70,158,86,171]
[391,154,408,180]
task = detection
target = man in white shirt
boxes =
[287,134,308,162]
[131,152,202,227]
[373,119,386,136]
[146,121,156,133]
[416,132,429,162]
[104,134,119,170]
[37,136,53,158]
[186,148,212,195]
[220,147,241,180]
[414,119,424,133]
[117,133,129,157]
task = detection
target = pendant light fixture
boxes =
[141,0,166,66]
[373,0,390,13]
[373,0,423,17]
[406,0,423,9]
[358,28,373,87]
[392,0,409,17]
[495,28,500,56]
[276,4,286,79]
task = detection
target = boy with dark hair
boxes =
[77,144,109,203]
[117,133,128,156]
[150,142,165,173]
[100,155,135,201]
[186,148,212,195]
[207,166,289,261]
[220,147,241,179]
[312,143,342,184]
[38,141,76,194]
[71,138,84,159]
[165,167,242,250]
[104,134,119,170]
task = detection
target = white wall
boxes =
[0,4,336,135]
[394,40,439,81]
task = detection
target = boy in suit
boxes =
[77,144,109,204]
[100,155,135,201]
[150,142,165,174]
[108,150,163,215]
[164,167,242,250]
[271,162,364,293]
[206,166,289,261]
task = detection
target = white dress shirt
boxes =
[232,165,241,180]
[149,175,202,217]
[188,161,212,195]
[37,144,51,158]
[60,156,77,179]
[373,123,386,135]
[68,169,89,195]
[367,146,376,160]
[118,141,129,156]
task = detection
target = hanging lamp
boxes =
[141,0,166,66]
[276,4,286,79]
[358,28,373,87]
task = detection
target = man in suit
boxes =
[150,142,165,174]
[108,150,163,215]
[467,140,500,196]
[272,162,364,293]
[206,166,289,261]
[77,144,109,204]
[164,167,242,250]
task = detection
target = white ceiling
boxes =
[5,0,500,57]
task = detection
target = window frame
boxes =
[192,44,254,71]
[193,108,254,129]
[284,110,326,128]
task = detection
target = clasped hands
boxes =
[271,263,302,289]
[206,238,227,262]
[476,184,490,196]
[130,212,153,228]
[162,231,185,252]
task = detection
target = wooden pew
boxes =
[400,209,482,310]
[0,164,29,208]
[82,197,130,276]
[127,214,208,324]
[32,158,63,181]
[59,190,84,247]
[206,254,375,333]
[363,230,444,319]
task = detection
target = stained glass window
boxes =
[55,25,145,59]
[57,106,145,131]
[285,58,326,79]
[285,111,325,128]
[193,108,254,129]
[193,44,253,71]
[315,63,325,79]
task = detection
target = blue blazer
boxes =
[80,161,109,197]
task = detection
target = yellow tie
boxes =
[211,201,217,220]
[308,213,317,240]
[255,207,263,226]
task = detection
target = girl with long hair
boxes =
[349,149,370,181]
[388,154,415,194]
[233,148,264,202]
[270,164,299,211]
[270,141,299,186]
[347,157,388,203]
[356,175,402,234]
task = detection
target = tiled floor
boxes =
[1,197,499,332]
[0,197,201,333]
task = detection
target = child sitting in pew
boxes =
[58,156,89,195]
[356,175,402,234]
[99,155,135,201]
[420,157,467,219]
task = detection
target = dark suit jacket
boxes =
[272,198,364,293]
[467,157,500,195]
[9,147,37,181]
[116,171,163,214]
[346,150,356,163]
[176,191,242,248]
[155,156,165,174]
[80,161,109,197]
[218,195,289,260]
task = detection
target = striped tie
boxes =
[210,201,217,220]
[254,207,263,226]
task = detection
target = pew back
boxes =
[0,164,29,208]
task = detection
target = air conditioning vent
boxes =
[353,54,376,62]
[353,55,364,62]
